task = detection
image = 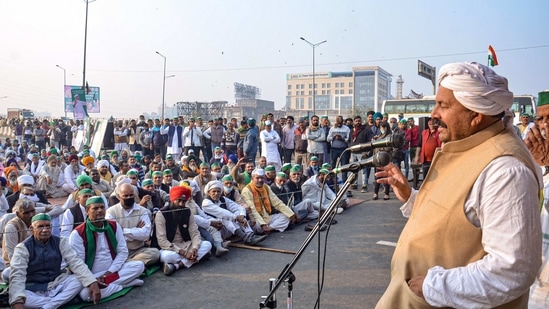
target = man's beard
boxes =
[72,164,80,174]
[8,179,17,186]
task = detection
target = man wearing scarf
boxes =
[8,213,101,308]
[6,175,49,211]
[241,169,296,234]
[376,62,542,308]
[70,196,145,301]
[4,166,20,196]
[154,186,212,276]
[202,180,266,246]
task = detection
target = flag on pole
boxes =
[488,45,499,67]
[85,81,91,94]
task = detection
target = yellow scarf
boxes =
[247,184,272,215]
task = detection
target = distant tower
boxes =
[396,75,404,99]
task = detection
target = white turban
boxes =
[204,180,223,193]
[438,62,513,116]
[97,160,109,168]
[252,168,265,177]
[17,175,34,186]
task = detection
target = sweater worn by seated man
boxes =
[9,213,101,309]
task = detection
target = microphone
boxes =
[347,134,404,152]
[332,152,391,174]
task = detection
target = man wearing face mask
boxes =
[304,156,320,178]
[6,175,50,210]
[106,183,160,267]
[202,181,266,246]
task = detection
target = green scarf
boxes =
[243,171,251,184]
[84,219,118,270]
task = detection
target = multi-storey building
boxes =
[285,66,392,118]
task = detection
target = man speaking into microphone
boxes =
[374,62,542,308]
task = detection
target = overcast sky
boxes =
[1,0,548,118]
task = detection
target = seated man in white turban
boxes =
[241,169,297,234]
[96,159,115,186]
[202,180,267,247]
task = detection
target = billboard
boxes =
[64,85,100,114]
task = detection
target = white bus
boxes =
[381,94,536,125]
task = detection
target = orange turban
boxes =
[82,156,95,166]
[169,186,192,202]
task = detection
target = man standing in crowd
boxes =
[260,121,282,171]
[281,116,297,164]
[182,118,203,157]
[419,118,441,178]
[166,117,184,162]
[306,115,326,166]
[294,117,308,167]
[375,62,542,308]
[243,118,259,163]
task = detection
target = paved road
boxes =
[99,189,407,309]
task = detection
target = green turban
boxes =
[77,188,94,196]
[85,196,104,207]
[281,163,292,172]
[76,175,92,187]
[276,172,287,179]
[265,165,276,172]
[163,169,172,175]
[290,166,301,173]
[538,91,549,107]
[221,175,233,182]
[142,179,153,187]
[319,168,330,174]
[32,213,51,223]
[152,171,163,177]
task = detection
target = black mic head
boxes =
[373,152,391,167]
[391,134,404,148]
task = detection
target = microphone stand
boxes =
[259,170,360,308]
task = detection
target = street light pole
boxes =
[155,51,167,120]
[82,0,96,91]
[56,65,67,117]
[300,37,327,116]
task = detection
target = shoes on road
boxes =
[163,263,176,276]
[373,194,378,200]
[361,185,368,193]
[383,194,390,200]
[245,234,268,246]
